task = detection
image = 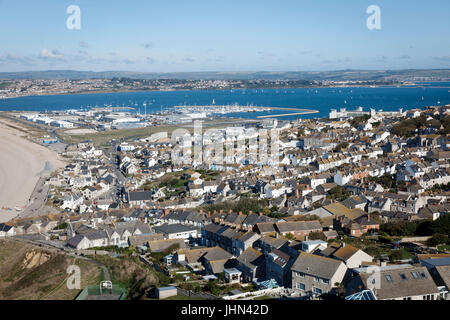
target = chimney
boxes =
[199,209,203,213]
[229,209,233,213]
[259,212,263,216]
[164,209,170,217]
[214,210,217,214]
[208,211,211,217]
[219,209,223,214]
[296,188,300,198]
[249,210,253,215]
[239,211,243,215]
[342,242,346,248]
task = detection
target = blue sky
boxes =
[0,0,449,72]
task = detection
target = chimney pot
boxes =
[239,211,243,215]
[249,210,253,215]
[259,212,263,216]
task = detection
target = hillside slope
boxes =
[0,239,102,300]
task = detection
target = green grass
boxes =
[58,125,182,146]
[0,82,12,90]
[57,118,248,146]
[437,244,450,252]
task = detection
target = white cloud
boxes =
[39,49,64,60]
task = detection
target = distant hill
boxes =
[0,69,449,81]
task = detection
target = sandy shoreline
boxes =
[0,119,65,223]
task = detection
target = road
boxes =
[18,177,50,219]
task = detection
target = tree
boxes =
[327,186,351,201]
[430,215,450,236]
[427,234,449,247]
[285,233,295,240]
[205,280,221,296]
[333,142,349,153]
[350,115,370,128]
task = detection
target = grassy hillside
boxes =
[0,240,102,300]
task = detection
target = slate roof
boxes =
[254,222,277,234]
[243,214,275,226]
[275,221,322,233]
[115,220,152,234]
[268,248,291,268]
[67,234,85,248]
[332,245,361,261]
[178,247,215,264]
[128,191,153,202]
[237,248,264,270]
[358,266,440,300]
[238,231,260,243]
[154,223,198,235]
[433,265,450,290]
[259,235,289,249]
[291,252,345,279]
[203,246,233,262]
[203,223,224,234]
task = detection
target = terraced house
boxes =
[291,252,348,296]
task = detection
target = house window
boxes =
[296,272,305,278]
[296,283,305,290]
[313,287,322,295]
[314,277,319,282]
[411,272,419,279]
[385,275,393,282]
[400,273,407,281]
[322,279,329,285]
[419,271,427,278]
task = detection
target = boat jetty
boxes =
[173,104,272,115]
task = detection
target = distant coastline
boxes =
[2,82,444,100]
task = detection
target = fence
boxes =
[401,236,431,242]
[222,287,283,300]
[177,288,219,300]
[77,249,110,256]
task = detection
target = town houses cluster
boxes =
[1,104,449,301]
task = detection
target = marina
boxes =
[1,86,449,121]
